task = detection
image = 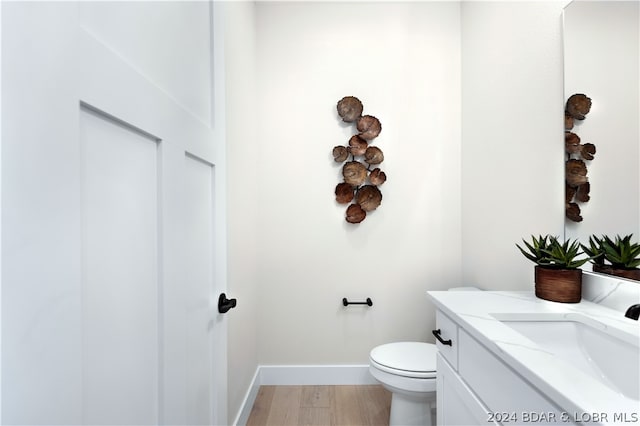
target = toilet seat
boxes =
[369,342,437,379]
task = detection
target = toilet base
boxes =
[389,390,436,426]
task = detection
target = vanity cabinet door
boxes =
[458,329,574,425]
[437,354,498,426]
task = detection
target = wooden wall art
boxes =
[333,96,386,224]
[565,93,596,222]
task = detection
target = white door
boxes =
[1,2,228,424]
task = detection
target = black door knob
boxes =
[218,293,237,314]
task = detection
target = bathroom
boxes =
[1,1,638,425]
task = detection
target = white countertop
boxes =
[427,291,640,424]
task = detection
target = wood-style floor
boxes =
[246,385,392,426]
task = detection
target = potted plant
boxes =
[581,234,640,281]
[580,235,606,268]
[516,235,591,303]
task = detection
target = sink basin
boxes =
[493,313,639,400]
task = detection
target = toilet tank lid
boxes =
[370,342,437,373]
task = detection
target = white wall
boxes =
[223,1,260,422]
[225,0,571,421]
[460,1,567,290]
[563,1,639,242]
[252,1,461,365]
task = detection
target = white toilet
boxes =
[368,287,480,426]
[369,341,437,426]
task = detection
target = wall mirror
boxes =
[563,0,639,279]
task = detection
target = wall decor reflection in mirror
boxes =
[565,93,595,222]
[563,0,639,280]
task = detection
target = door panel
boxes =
[78,1,213,125]
[80,106,160,425]
[184,154,215,425]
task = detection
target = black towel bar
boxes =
[342,297,373,307]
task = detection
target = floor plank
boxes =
[358,385,391,425]
[246,386,276,426]
[332,385,369,426]
[264,386,303,426]
[246,384,391,426]
[301,385,332,408]
[297,407,332,426]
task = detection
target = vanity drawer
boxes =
[458,329,571,425]
[435,310,458,370]
[437,353,498,426]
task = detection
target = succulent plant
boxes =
[517,235,590,269]
[545,237,592,269]
[517,235,553,265]
[597,234,640,269]
[580,235,606,266]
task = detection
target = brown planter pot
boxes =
[534,266,582,303]
[592,265,640,281]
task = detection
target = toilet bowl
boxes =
[369,342,437,426]
[369,286,480,426]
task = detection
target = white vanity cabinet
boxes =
[435,310,497,425]
[437,352,497,425]
[435,310,572,426]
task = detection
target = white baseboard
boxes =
[232,367,261,426]
[232,364,376,425]
[259,364,376,386]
